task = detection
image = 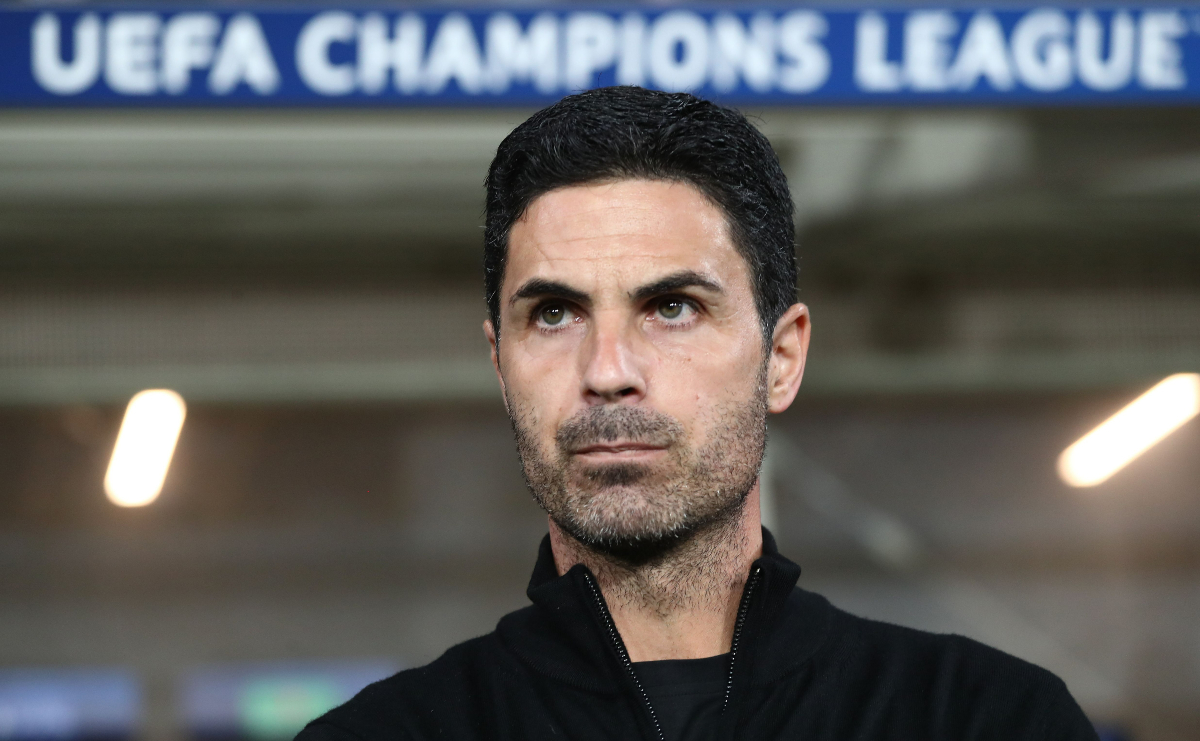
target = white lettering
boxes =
[1012,9,1073,91]
[1077,11,1134,91]
[209,14,278,94]
[565,13,616,90]
[161,13,218,94]
[296,12,356,95]
[485,13,557,94]
[950,12,1014,91]
[616,13,647,87]
[358,13,424,94]
[855,12,902,92]
[1138,11,1187,89]
[778,11,830,94]
[106,13,160,94]
[905,11,958,91]
[32,13,101,95]
[648,11,709,91]
[711,13,775,93]
[423,13,483,94]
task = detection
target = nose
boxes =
[580,318,646,405]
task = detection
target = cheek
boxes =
[502,345,580,429]
[654,332,762,391]
[650,340,762,435]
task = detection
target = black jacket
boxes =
[299,530,1098,741]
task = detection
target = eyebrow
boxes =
[508,278,589,308]
[630,270,724,303]
[507,270,724,309]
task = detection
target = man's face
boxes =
[489,179,777,557]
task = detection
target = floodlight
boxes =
[104,389,187,507]
[1058,373,1200,487]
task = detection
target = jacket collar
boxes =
[525,526,796,594]
[498,528,829,693]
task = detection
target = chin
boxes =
[558,509,693,565]
[555,485,693,560]
[576,460,658,487]
[583,531,691,564]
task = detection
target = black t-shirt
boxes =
[632,653,729,741]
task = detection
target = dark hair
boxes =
[484,86,797,345]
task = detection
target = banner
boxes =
[3,4,1199,106]
[0,668,141,741]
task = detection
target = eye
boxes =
[538,303,569,327]
[656,298,691,321]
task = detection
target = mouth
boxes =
[571,442,667,460]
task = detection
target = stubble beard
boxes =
[508,368,768,566]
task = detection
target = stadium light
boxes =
[1058,373,1200,488]
[104,389,187,507]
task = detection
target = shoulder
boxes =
[825,600,1053,689]
[296,633,516,741]
[813,596,1097,739]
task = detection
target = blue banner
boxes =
[0,668,141,740]
[2,4,1199,106]
[182,660,398,739]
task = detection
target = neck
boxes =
[549,483,765,662]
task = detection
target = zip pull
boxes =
[723,565,763,712]
[582,572,665,741]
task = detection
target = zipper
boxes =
[582,571,666,741]
[723,564,763,711]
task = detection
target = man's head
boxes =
[485,86,796,345]
[484,87,809,561]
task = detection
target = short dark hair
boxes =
[484,86,797,345]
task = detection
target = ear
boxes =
[766,303,810,414]
[484,319,509,412]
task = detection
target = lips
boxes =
[572,442,666,455]
[555,405,682,458]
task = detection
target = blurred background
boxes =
[1,3,1199,741]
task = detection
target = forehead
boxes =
[505,179,749,291]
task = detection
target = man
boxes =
[298,87,1098,740]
